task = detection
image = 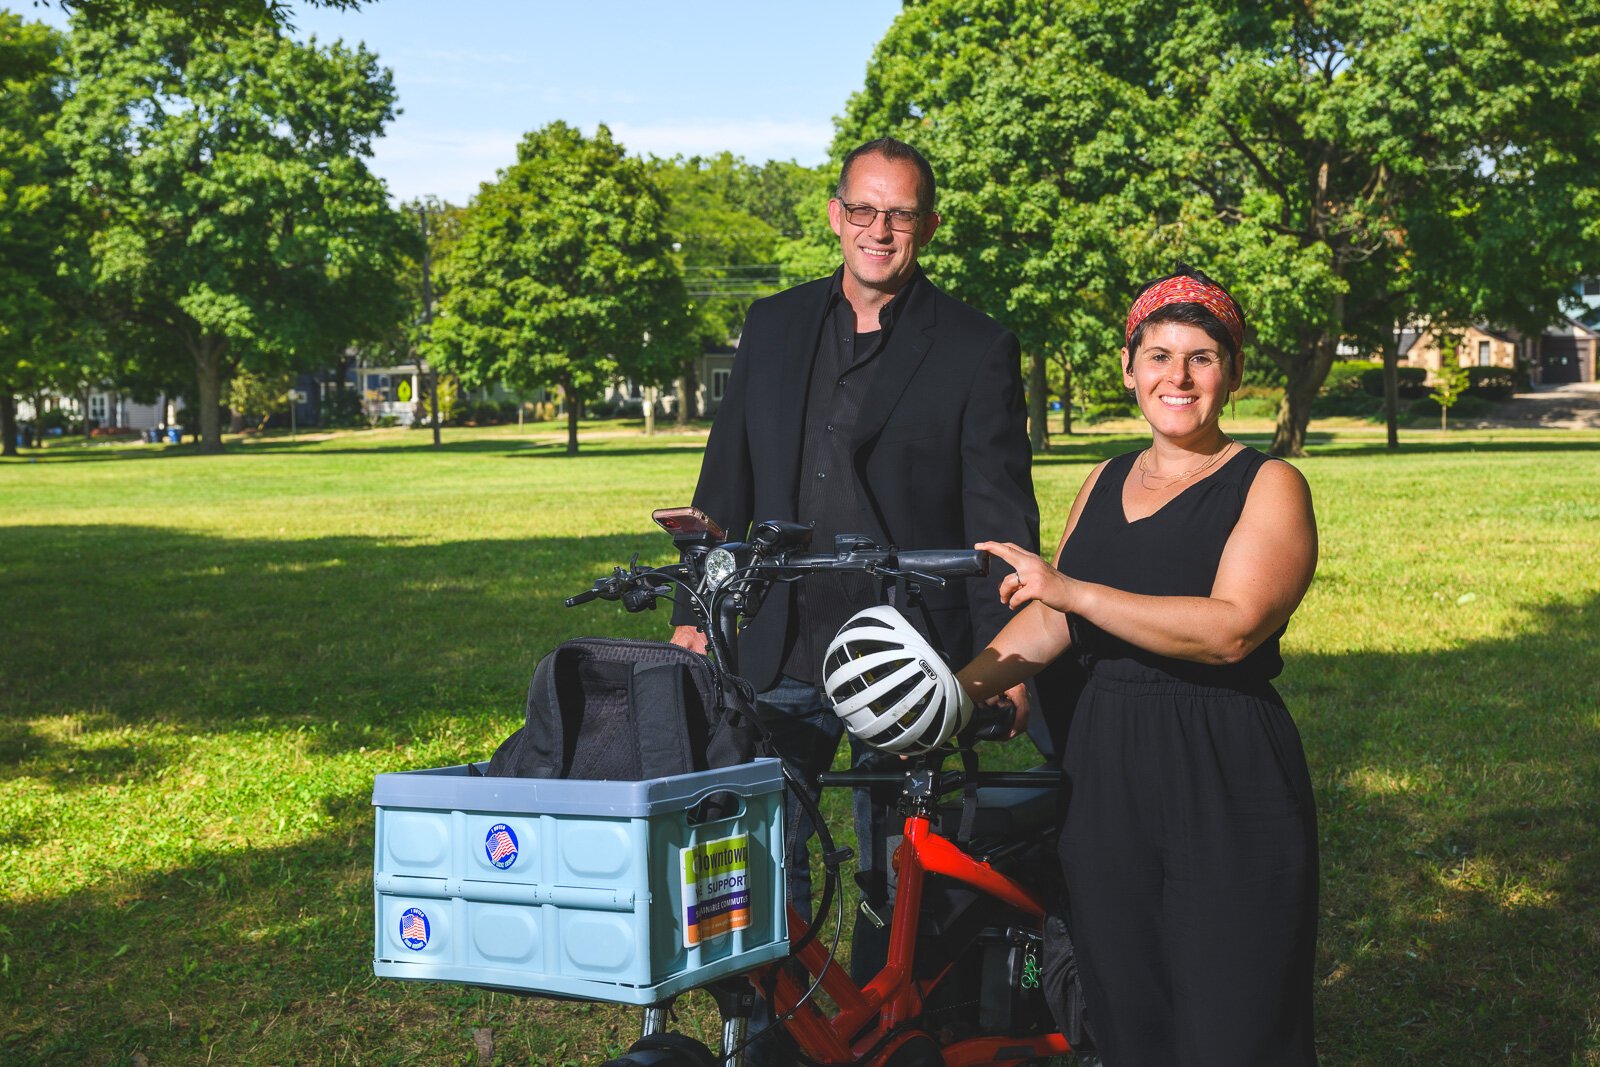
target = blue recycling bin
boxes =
[166,428,181,444]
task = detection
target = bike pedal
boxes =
[858,899,887,929]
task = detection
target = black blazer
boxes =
[685,270,1039,692]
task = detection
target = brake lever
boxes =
[864,563,948,589]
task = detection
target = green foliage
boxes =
[1465,366,1518,401]
[838,0,1600,455]
[1321,360,1375,398]
[226,368,293,429]
[1408,392,1491,422]
[1429,347,1472,429]
[1362,366,1429,399]
[59,0,367,34]
[434,122,691,453]
[319,387,364,428]
[0,13,78,436]
[651,153,820,349]
[55,11,414,451]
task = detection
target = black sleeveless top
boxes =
[1059,446,1285,689]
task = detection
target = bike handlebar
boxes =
[772,547,989,579]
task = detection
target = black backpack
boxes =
[485,637,756,782]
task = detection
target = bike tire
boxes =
[599,1032,719,1067]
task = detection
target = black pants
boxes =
[1059,676,1319,1065]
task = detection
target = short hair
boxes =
[836,137,937,213]
[1126,264,1247,365]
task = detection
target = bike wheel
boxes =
[599,1032,719,1067]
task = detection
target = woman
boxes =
[959,267,1319,1065]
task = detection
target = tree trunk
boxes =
[1,391,17,457]
[675,363,698,428]
[643,385,656,435]
[1061,361,1073,436]
[1268,334,1336,457]
[1027,351,1048,453]
[1384,321,1402,450]
[563,373,579,455]
[429,365,441,447]
[192,336,227,453]
[81,385,92,443]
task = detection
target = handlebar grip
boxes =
[969,698,1015,742]
[564,589,600,607]
[895,549,990,578]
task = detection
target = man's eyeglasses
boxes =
[839,201,926,233]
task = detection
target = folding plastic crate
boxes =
[372,759,788,1005]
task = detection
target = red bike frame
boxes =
[749,812,1072,1065]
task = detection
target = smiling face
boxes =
[828,152,939,304]
[1122,321,1244,442]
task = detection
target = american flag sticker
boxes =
[399,907,430,951]
[484,823,519,869]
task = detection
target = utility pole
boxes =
[419,205,442,448]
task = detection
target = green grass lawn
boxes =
[2,422,1598,1065]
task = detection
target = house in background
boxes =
[17,390,182,434]
[601,344,737,418]
[1396,317,1595,386]
[1400,323,1520,374]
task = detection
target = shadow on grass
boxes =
[0,524,677,791]
[1282,593,1600,1063]
[0,807,642,1064]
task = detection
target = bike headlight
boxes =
[703,546,738,590]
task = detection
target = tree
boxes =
[1429,340,1470,431]
[0,14,72,456]
[835,1,1154,451]
[56,13,413,453]
[433,122,691,455]
[51,0,364,33]
[226,368,294,430]
[838,0,1600,455]
[651,153,821,425]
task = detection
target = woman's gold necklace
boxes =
[1137,439,1234,490]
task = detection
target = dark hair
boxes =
[1126,264,1246,365]
[836,137,937,213]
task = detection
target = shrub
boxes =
[1361,365,1429,398]
[1312,390,1384,418]
[1320,360,1374,397]
[1081,398,1139,423]
[1407,394,1492,421]
[1228,385,1283,420]
[321,389,365,428]
[1465,366,1518,401]
[38,409,71,432]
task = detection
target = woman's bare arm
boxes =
[981,460,1317,666]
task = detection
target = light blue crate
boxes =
[372,759,788,1005]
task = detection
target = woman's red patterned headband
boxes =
[1125,276,1244,352]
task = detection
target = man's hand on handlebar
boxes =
[670,624,709,655]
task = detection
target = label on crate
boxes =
[484,823,519,869]
[679,833,752,947]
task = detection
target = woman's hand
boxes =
[978,541,1075,614]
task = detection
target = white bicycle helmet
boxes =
[822,605,974,755]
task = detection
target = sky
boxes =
[30,0,906,204]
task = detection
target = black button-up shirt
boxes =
[783,268,919,683]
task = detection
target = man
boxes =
[671,136,1039,963]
